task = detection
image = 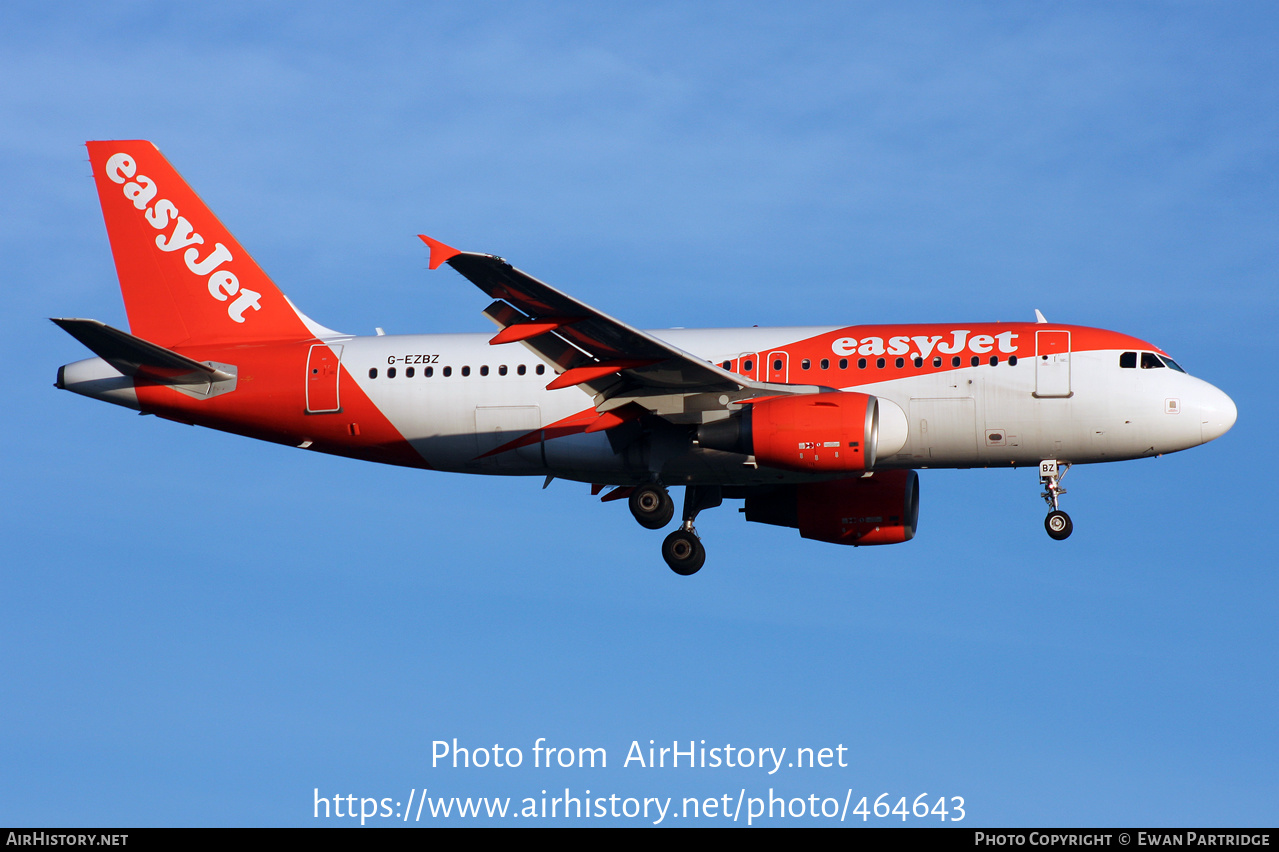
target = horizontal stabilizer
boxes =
[52,318,235,387]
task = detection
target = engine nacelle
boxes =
[743,469,919,546]
[699,391,883,472]
[751,391,877,472]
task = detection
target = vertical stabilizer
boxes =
[87,141,316,348]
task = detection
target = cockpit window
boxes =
[1125,350,1186,373]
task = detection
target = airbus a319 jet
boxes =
[55,142,1237,574]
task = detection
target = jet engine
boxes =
[697,391,907,472]
[742,469,919,546]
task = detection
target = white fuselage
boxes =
[328,325,1234,485]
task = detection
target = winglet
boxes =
[417,235,461,270]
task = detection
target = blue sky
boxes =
[2,2,1275,826]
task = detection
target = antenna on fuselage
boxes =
[1034,309,1048,323]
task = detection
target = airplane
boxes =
[55,141,1238,575]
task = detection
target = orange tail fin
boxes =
[87,140,319,348]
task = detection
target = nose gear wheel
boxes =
[1045,510,1073,540]
[1039,460,1073,541]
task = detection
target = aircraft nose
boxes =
[1197,383,1237,444]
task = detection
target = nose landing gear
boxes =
[1039,460,1073,540]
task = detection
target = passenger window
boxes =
[820,359,829,370]
[499,365,508,376]
[480,365,489,376]
[406,366,415,378]
[989,356,998,366]
[1009,355,1018,366]
[933,357,942,367]
[722,361,731,369]
[425,366,433,377]
[913,357,923,368]
[839,358,848,370]
[536,364,545,375]
[970,356,979,367]
[1120,351,1137,368]
[518,364,526,375]
[952,356,961,367]
[858,358,867,369]
[368,367,378,379]
[462,366,471,376]
[773,359,783,371]
[743,359,753,372]
[895,357,904,368]
[876,358,885,369]
[443,366,452,377]
[801,359,811,370]
[388,367,397,378]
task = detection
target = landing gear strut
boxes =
[629,483,674,530]
[661,485,721,575]
[1039,459,1073,540]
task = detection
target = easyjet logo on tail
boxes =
[104,152,262,323]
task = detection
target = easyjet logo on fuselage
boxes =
[104,152,262,324]
[830,330,1019,359]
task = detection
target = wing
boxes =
[419,236,831,423]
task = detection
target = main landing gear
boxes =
[1039,459,1073,541]
[629,483,674,530]
[660,485,722,576]
[662,529,705,576]
[627,482,720,575]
